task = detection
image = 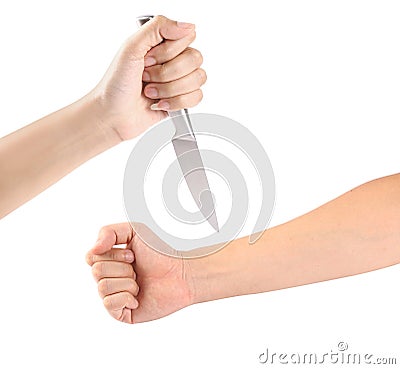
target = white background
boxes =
[0,0,399,368]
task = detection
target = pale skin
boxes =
[86,173,400,324]
[1,14,398,326]
[0,16,205,219]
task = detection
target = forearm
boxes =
[191,173,400,304]
[0,95,120,218]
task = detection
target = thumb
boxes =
[90,223,135,255]
[127,15,195,61]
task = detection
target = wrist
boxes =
[82,91,125,145]
[187,237,252,305]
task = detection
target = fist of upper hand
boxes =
[90,15,206,142]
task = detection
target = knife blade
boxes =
[136,15,219,232]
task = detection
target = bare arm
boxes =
[0,16,204,219]
[87,173,400,324]
[191,173,400,303]
[0,97,119,218]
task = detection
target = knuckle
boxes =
[131,280,140,295]
[129,279,139,296]
[165,84,175,97]
[103,296,114,311]
[158,63,168,79]
[98,225,110,239]
[176,94,186,106]
[197,89,204,101]
[191,89,203,106]
[85,252,93,266]
[98,279,109,297]
[110,250,119,261]
[99,225,109,234]
[122,262,134,278]
[197,69,207,85]
[92,262,104,280]
[153,15,165,24]
[191,49,203,66]
[163,45,174,57]
[149,70,159,82]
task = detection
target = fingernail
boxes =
[124,251,134,263]
[177,21,195,29]
[145,87,158,98]
[142,71,150,81]
[144,56,156,67]
[150,101,170,111]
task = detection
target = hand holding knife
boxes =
[136,15,219,232]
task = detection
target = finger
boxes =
[150,89,204,112]
[91,223,134,255]
[127,15,195,61]
[92,261,136,282]
[144,68,206,100]
[103,292,139,320]
[143,47,203,83]
[119,308,134,324]
[98,278,139,299]
[144,31,196,67]
[86,249,134,266]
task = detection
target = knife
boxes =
[136,15,219,232]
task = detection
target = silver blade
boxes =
[172,137,219,232]
[135,16,219,232]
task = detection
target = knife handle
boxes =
[136,15,195,140]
